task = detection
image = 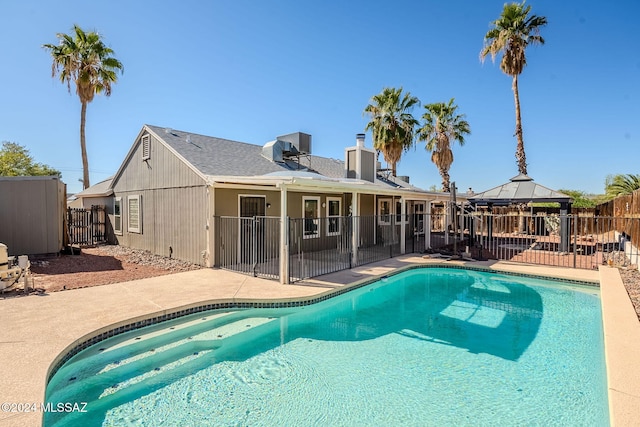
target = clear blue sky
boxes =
[1,0,638,195]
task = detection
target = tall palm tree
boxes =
[364,87,419,177]
[43,25,123,189]
[418,98,471,192]
[480,1,546,175]
[605,174,640,197]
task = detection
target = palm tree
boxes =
[417,98,470,192]
[480,1,546,175]
[364,87,420,177]
[43,25,123,189]
[605,174,640,197]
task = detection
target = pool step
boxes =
[47,315,281,414]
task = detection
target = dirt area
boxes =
[4,245,202,294]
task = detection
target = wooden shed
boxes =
[0,176,66,255]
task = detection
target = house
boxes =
[99,125,462,283]
[70,176,114,209]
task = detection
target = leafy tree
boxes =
[557,189,596,208]
[480,1,547,175]
[0,141,61,177]
[417,98,471,192]
[43,25,123,189]
[605,174,640,197]
[364,87,420,177]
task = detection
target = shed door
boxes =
[239,197,266,264]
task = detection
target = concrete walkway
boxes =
[0,256,637,426]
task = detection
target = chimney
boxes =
[345,133,376,183]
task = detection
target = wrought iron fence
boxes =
[67,206,107,246]
[434,212,640,270]
[213,213,640,282]
[288,217,352,281]
[214,216,280,279]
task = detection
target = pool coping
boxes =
[0,257,637,426]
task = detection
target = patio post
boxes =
[425,201,432,249]
[559,201,570,253]
[400,196,406,254]
[351,191,359,267]
[279,184,289,284]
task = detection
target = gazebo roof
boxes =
[468,174,572,206]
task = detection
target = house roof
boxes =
[468,174,572,205]
[109,124,456,200]
[74,176,114,198]
[146,125,346,179]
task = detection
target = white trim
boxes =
[326,196,342,236]
[127,195,142,233]
[303,196,320,239]
[113,197,123,235]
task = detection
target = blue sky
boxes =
[1,0,638,195]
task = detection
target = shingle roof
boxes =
[146,125,345,179]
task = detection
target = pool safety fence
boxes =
[213,214,640,282]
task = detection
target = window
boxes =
[326,197,342,236]
[128,195,142,233]
[142,135,150,160]
[378,198,391,225]
[303,197,320,238]
[396,201,409,224]
[414,202,425,234]
[114,197,122,235]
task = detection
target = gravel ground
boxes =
[20,245,202,294]
[620,268,640,320]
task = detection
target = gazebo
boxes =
[468,174,573,251]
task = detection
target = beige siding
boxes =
[113,132,208,265]
[214,188,280,217]
[0,177,65,255]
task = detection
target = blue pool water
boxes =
[45,267,609,426]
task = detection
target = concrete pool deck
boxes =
[0,256,638,426]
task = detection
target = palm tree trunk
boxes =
[440,168,450,192]
[391,161,397,177]
[512,74,527,175]
[80,101,90,189]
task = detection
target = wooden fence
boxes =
[595,189,640,250]
[67,206,107,246]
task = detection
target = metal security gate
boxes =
[215,216,280,279]
[67,206,106,246]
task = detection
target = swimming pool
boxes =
[44,266,609,426]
